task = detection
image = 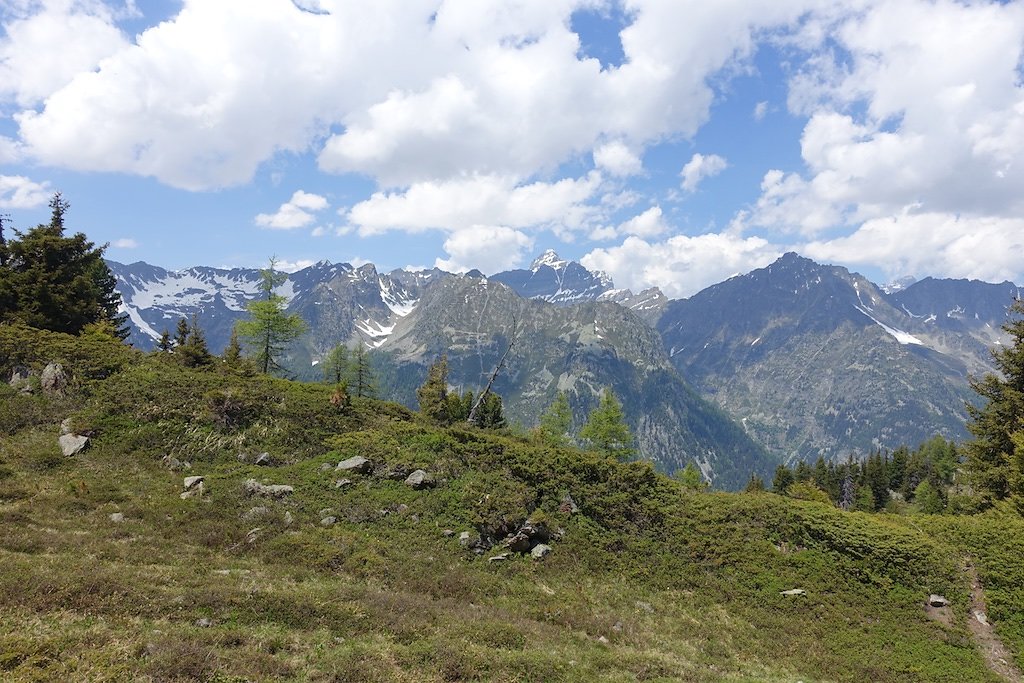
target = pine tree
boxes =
[470,391,505,429]
[964,298,1024,503]
[744,473,766,493]
[0,193,127,337]
[579,388,635,461]
[173,317,190,349]
[222,327,243,368]
[772,464,795,494]
[178,314,213,367]
[417,354,451,424]
[538,391,572,446]
[236,258,307,375]
[157,328,172,353]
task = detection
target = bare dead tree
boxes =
[467,312,521,424]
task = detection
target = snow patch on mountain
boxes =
[854,305,923,345]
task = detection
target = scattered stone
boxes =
[109,512,125,523]
[929,594,950,607]
[183,476,204,491]
[459,531,472,546]
[243,479,293,498]
[59,434,89,457]
[974,610,989,626]
[335,478,353,489]
[319,462,333,472]
[385,465,413,481]
[488,552,510,562]
[254,452,273,467]
[320,516,337,526]
[40,362,68,396]
[162,455,189,471]
[597,636,610,645]
[530,544,552,561]
[336,456,372,474]
[195,618,213,628]
[443,529,456,538]
[612,621,624,633]
[241,506,269,521]
[507,533,532,553]
[237,452,249,463]
[8,366,32,392]
[283,511,294,527]
[560,492,580,514]
[635,601,654,613]
[404,469,435,490]
[410,514,419,523]
[60,417,74,435]
[397,504,409,514]
[780,589,806,597]
[245,527,262,544]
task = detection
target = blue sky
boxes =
[2,0,1024,298]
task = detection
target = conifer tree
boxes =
[538,391,572,446]
[236,258,307,375]
[470,391,505,429]
[676,461,707,490]
[173,317,190,349]
[417,354,451,423]
[0,193,127,337]
[772,464,795,494]
[157,328,172,353]
[744,473,766,493]
[351,345,377,398]
[579,388,635,461]
[178,314,213,367]
[321,344,351,385]
[964,299,1024,503]
[222,327,243,367]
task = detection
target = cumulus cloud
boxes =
[111,237,138,248]
[582,233,780,299]
[753,100,768,120]
[347,172,602,236]
[255,190,329,230]
[593,141,643,176]
[617,206,667,238]
[274,258,317,273]
[0,174,51,208]
[680,153,727,192]
[435,226,534,274]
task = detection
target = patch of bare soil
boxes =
[966,561,1023,683]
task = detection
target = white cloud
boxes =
[0,174,51,208]
[310,226,328,237]
[617,205,667,238]
[753,100,768,120]
[680,153,727,192]
[255,190,329,230]
[800,209,1024,284]
[435,226,534,274]
[582,233,780,299]
[593,140,643,177]
[274,258,317,273]
[111,237,138,248]
[348,172,602,236]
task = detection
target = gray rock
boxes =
[320,516,337,526]
[109,512,125,523]
[397,504,409,513]
[780,589,806,596]
[612,621,623,633]
[283,511,294,527]
[243,478,293,498]
[241,506,270,521]
[530,544,552,560]
[318,508,334,517]
[506,533,532,553]
[162,455,188,471]
[560,492,580,514]
[404,469,435,490]
[60,417,74,435]
[597,635,610,645]
[8,366,32,390]
[336,456,372,474]
[179,484,203,500]
[195,618,213,628]
[236,452,249,463]
[254,452,273,467]
[488,552,510,562]
[245,527,262,544]
[59,434,89,457]
[334,478,353,489]
[183,476,204,491]
[319,462,333,472]
[40,362,68,396]
[929,594,950,607]
[443,529,456,537]
[459,531,472,546]
[974,610,988,625]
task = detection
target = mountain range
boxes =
[108,250,1020,487]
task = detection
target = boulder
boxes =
[404,469,435,490]
[241,506,270,521]
[59,434,89,457]
[336,456,372,474]
[194,618,213,628]
[442,529,456,538]
[109,512,125,523]
[929,594,950,607]
[59,417,74,435]
[530,544,552,561]
[320,516,338,526]
[335,478,353,489]
[488,552,510,562]
[162,455,190,471]
[243,479,293,498]
[506,532,532,553]
[183,476,205,491]
[780,589,806,596]
[40,362,68,396]
[8,366,33,392]
[283,511,294,527]
[459,531,472,546]
[254,452,273,467]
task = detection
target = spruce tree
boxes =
[222,327,243,368]
[173,317,190,349]
[236,258,307,375]
[964,298,1024,503]
[157,328,173,353]
[676,461,707,490]
[470,392,505,429]
[579,388,635,461]
[0,193,127,337]
[772,464,795,494]
[178,314,213,367]
[417,354,451,424]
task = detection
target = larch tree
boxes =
[579,388,635,461]
[236,258,307,375]
[538,391,572,446]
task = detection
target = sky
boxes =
[2,0,1024,299]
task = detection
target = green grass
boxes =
[0,326,1017,681]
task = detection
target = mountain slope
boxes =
[376,273,773,488]
[658,253,976,462]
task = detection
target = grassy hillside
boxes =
[0,325,1019,681]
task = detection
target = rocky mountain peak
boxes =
[530,249,569,271]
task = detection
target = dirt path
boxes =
[965,561,1023,683]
